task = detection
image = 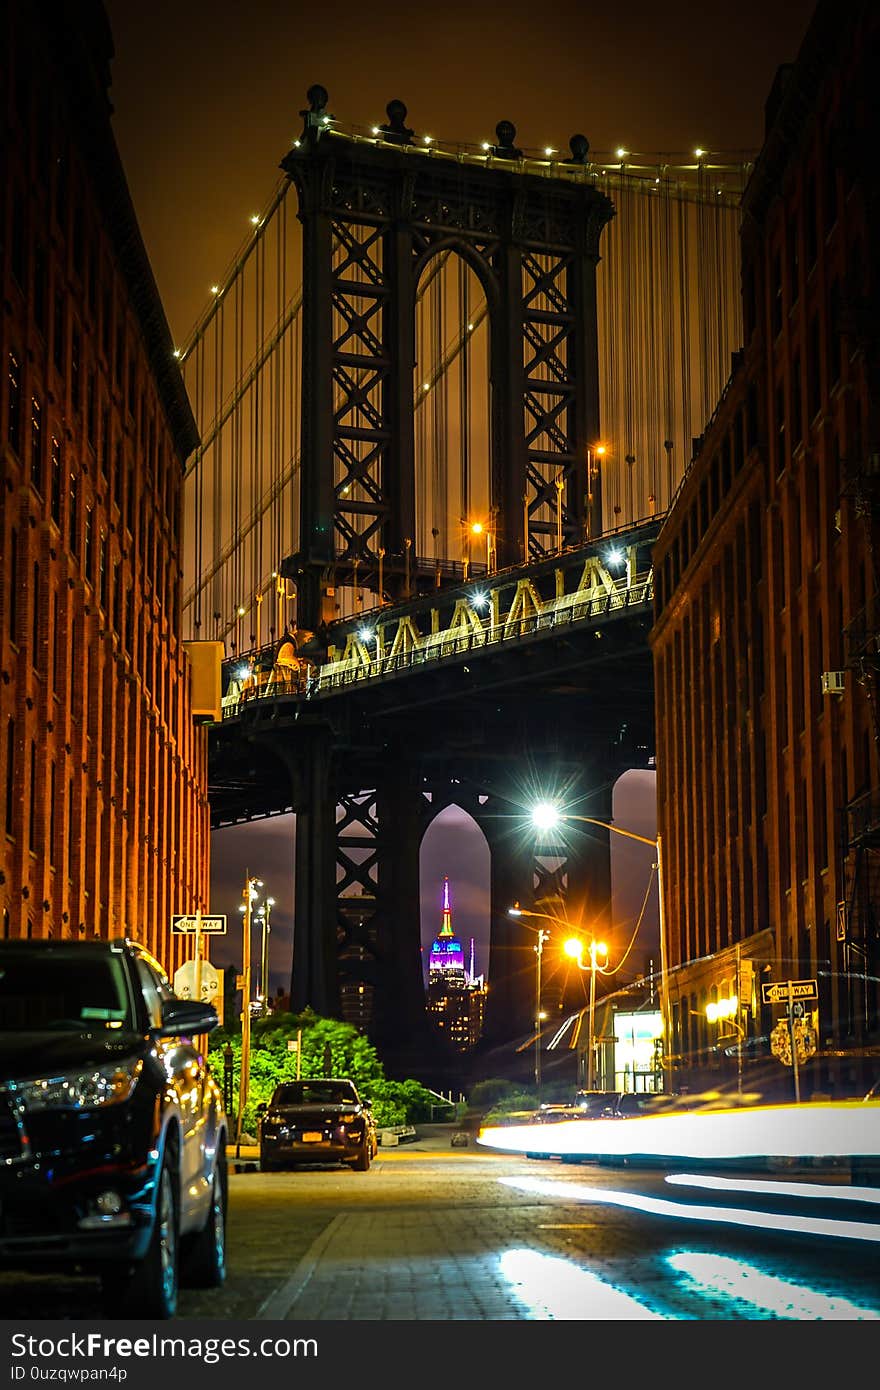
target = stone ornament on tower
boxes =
[379,99,414,146]
[299,84,332,144]
[491,120,523,159]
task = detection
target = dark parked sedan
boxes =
[0,938,227,1318]
[259,1079,375,1171]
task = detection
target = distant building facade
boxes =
[426,877,487,1051]
[0,2,208,971]
[650,0,879,1092]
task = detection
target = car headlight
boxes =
[17,1059,143,1110]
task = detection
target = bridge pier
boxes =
[373,762,434,1053]
[291,730,339,1016]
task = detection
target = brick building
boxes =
[650,1,879,1093]
[1,2,209,972]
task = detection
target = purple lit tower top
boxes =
[428,877,467,986]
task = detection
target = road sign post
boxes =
[762,979,818,1104]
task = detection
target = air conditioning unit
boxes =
[821,670,846,695]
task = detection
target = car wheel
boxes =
[350,1141,371,1171]
[103,1151,179,1319]
[181,1159,227,1289]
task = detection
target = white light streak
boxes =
[499,1176,880,1245]
[667,1252,880,1320]
[665,1172,880,1206]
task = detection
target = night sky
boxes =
[100,0,816,995]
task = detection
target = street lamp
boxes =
[706,995,744,1096]
[470,520,492,574]
[529,801,669,1081]
[256,895,275,1013]
[564,937,610,1090]
[236,872,263,1151]
[507,905,550,1096]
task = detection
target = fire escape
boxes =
[842,449,880,1043]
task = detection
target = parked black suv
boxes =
[0,938,227,1318]
[258,1078,376,1170]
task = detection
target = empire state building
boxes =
[426,877,486,1051]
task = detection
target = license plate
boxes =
[302,1131,323,1143]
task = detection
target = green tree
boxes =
[210,1011,434,1133]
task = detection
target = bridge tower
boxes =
[281,86,614,628]
[241,90,639,1067]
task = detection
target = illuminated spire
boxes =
[438,875,454,938]
[468,936,476,984]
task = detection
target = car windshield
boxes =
[273,1082,357,1106]
[0,948,134,1031]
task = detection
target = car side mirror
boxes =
[157,998,218,1037]
[256,1102,267,1115]
[362,1098,372,1109]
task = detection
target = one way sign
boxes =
[761,978,818,1005]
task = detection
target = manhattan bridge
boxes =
[177,86,751,1066]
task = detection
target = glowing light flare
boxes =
[531,802,561,833]
[667,1252,880,1320]
[478,1102,880,1165]
[564,938,582,960]
[470,522,484,536]
[607,547,625,565]
[499,1175,880,1245]
[615,148,627,159]
[707,996,738,1022]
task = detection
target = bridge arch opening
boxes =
[419,803,491,1045]
[610,767,659,982]
[414,250,492,578]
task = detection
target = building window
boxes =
[53,291,65,373]
[84,504,93,582]
[829,280,843,386]
[30,396,43,490]
[7,525,17,644]
[7,353,22,455]
[71,329,81,411]
[775,382,786,471]
[86,369,96,448]
[69,472,79,555]
[10,190,25,288]
[99,533,107,611]
[34,244,47,335]
[29,741,37,852]
[50,437,62,524]
[101,406,110,478]
[788,214,799,305]
[49,763,56,868]
[32,562,40,667]
[791,355,802,449]
[772,250,783,337]
[808,316,822,420]
[52,591,60,695]
[805,174,818,267]
[5,720,15,836]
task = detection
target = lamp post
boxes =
[507,906,550,1096]
[706,995,744,1096]
[564,937,610,1090]
[236,872,262,1151]
[530,802,669,1082]
[255,894,275,1014]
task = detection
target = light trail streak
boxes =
[665,1172,880,1205]
[500,1176,880,1243]
[498,1249,664,1319]
[666,1252,880,1319]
